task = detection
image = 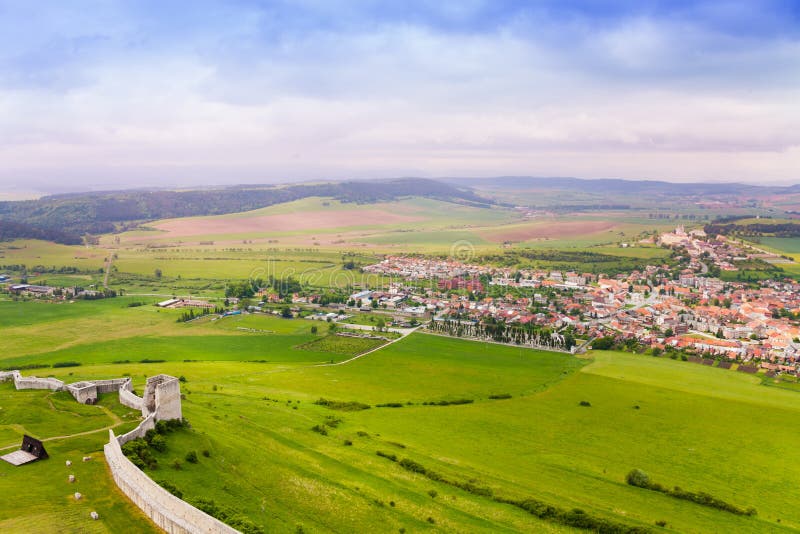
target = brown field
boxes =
[149,210,424,239]
[479,220,616,242]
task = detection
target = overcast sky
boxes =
[1,0,799,192]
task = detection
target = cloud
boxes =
[0,0,798,189]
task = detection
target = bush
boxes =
[626,469,651,488]
[313,398,370,411]
[343,439,352,446]
[579,400,591,407]
[376,451,397,462]
[149,434,167,453]
[311,425,328,436]
[428,490,438,498]
[202,449,211,457]
[488,393,512,399]
[172,459,182,470]
[185,450,199,463]
[52,361,81,368]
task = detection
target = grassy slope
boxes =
[0,385,156,533]
[24,332,796,533]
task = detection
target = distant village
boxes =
[4,226,800,374]
[360,226,800,372]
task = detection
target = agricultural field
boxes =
[1,295,800,533]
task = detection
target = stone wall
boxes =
[119,388,144,412]
[66,382,98,404]
[105,430,240,534]
[14,375,65,391]
[143,375,182,420]
[117,413,156,446]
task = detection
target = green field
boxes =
[1,293,799,533]
[1,196,799,533]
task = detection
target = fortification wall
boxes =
[117,413,156,446]
[0,371,20,382]
[105,430,240,534]
[119,388,144,412]
[14,375,64,391]
[93,378,132,394]
[154,378,182,421]
[67,382,98,404]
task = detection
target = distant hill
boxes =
[445,176,783,196]
[0,178,492,244]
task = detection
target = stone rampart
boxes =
[105,430,240,534]
[119,388,144,412]
[117,413,156,446]
[14,375,65,391]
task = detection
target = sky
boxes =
[1,0,799,193]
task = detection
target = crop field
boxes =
[2,293,800,533]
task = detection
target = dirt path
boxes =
[313,324,425,367]
[0,402,127,452]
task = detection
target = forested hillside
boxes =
[0,178,493,244]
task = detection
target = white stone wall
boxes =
[117,413,156,446]
[119,388,144,412]
[14,375,65,391]
[105,430,240,534]
[67,383,98,404]
[143,375,182,420]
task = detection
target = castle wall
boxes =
[104,430,239,534]
[119,388,144,412]
[117,413,156,446]
[14,375,65,391]
[67,382,98,404]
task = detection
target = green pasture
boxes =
[0,384,156,533]
[0,293,799,532]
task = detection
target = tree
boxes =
[328,322,337,333]
[154,268,162,279]
[281,306,293,318]
[375,318,386,332]
[310,325,318,334]
[626,469,651,488]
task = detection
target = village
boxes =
[5,227,800,374]
[360,227,800,372]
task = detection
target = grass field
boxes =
[0,384,156,533]
[2,293,800,533]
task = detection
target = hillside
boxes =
[0,179,494,244]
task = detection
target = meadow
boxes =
[2,293,799,533]
[1,196,798,533]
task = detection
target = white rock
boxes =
[90,511,99,520]
[65,460,72,467]
[68,475,75,483]
[74,492,82,500]
[82,456,91,462]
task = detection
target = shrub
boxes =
[149,434,167,453]
[202,449,211,457]
[185,451,199,463]
[428,490,438,498]
[655,520,667,527]
[179,375,187,383]
[626,469,651,488]
[52,361,81,368]
[313,398,370,411]
[343,439,352,446]
[376,451,397,462]
[579,400,591,407]
[171,459,182,470]
[488,393,512,399]
[311,425,328,436]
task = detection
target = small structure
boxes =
[1,435,49,466]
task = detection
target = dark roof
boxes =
[21,435,48,459]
